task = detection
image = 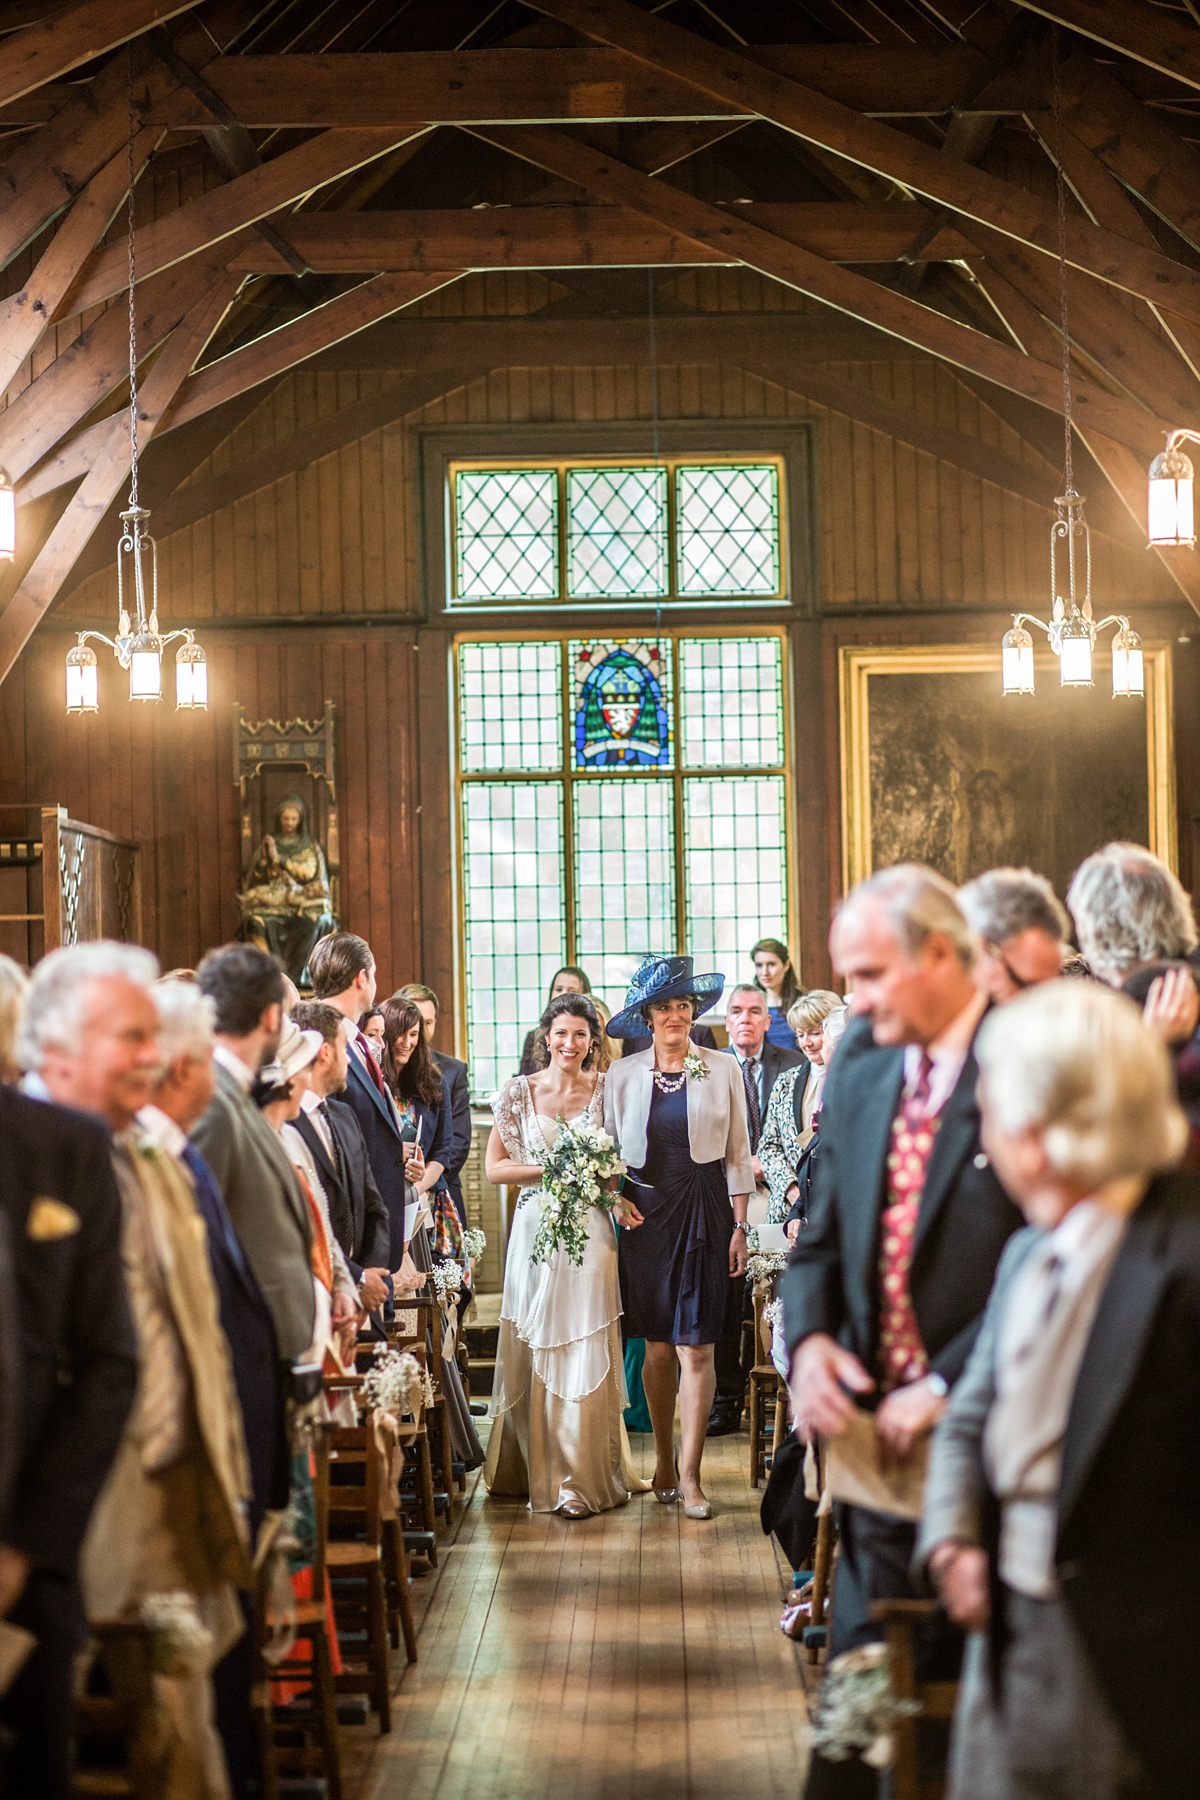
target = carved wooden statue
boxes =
[237,792,335,985]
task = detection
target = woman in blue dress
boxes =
[751,935,802,1051]
[604,956,754,1520]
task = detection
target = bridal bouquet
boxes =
[531,1117,627,1268]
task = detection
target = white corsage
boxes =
[463,1227,487,1264]
[683,1045,709,1081]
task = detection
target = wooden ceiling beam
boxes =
[0,245,241,480]
[525,0,1200,327]
[0,271,240,685]
[164,270,464,428]
[0,0,194,109]
[471,123,1170,452]
[65,126,432,316]
[1081,424,1200,617]
[0,126,162,397]
[1060,53,1200,256]
[221,202,977,273]
[1010,0,1200,96]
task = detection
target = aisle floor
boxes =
[363,1431,811,1800]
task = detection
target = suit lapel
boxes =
[294,1112,343,1201]
[912,1051,980,1260]
[1057,1209,1171,1531]
[349,1049,400,1134]
[219,1064,312,1243]
[839,1049,904,1281]
[790,1057,813,1135]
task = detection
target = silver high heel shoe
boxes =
[652,1455,680,1505]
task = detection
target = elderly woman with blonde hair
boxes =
[758,988,842,1222]
[919,979,1200,1800]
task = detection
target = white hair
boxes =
[155,980,217,1065]
[1066,842,1198,984]
[837,863,976,969]
[17,941,159,1070]
[959,867,1069,949]
[975,979,1187,1189]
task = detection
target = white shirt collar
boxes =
[19,1070,53,1103]
[732,1043,764,1067]
[300,1087,324,1117]
[213,1043,256,1092]
[137,1103,187,1158]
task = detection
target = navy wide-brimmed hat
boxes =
[605,953,725,1040]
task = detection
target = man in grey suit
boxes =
[191,945,314,1362]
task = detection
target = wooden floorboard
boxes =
[362,1429,811,1800]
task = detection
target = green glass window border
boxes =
[447,455,787,607]
[453,626,795,1092]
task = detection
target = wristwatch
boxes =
[731,1219,748,1233]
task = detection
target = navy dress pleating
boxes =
[618,1080,732,1346]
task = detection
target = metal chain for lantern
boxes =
[64,45,208,715]
[997,28,1143,700]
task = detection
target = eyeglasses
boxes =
[986,943,1036,992]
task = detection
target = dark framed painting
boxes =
[839,645,1176,895]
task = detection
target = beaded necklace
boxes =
[652,1066,686,1094]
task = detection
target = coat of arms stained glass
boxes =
[570,640,673,769]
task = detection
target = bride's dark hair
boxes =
[533,992,606,1072]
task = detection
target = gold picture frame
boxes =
[839,643,1176,892]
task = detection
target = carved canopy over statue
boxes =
[237,793,335,984]
[233,703,339,988]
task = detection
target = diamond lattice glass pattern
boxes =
[683,776,788,969]
[455,468,559,601]
[570,638,674,770]
[566,466,668,598]
[458,641,562,774]
[680,636,783,768]
[676,464,780,596]
[461,781,566,1097]
[573,779,676,1017]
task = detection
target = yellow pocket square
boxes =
[26,1197,81,1241]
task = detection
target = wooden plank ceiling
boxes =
[2,0,1200,679]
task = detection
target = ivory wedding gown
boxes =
[484,1073,650,1514]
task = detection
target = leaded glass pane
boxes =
[676,464,781,596]
[566,466,668,598]
[458,641,562,774]
[461,781,565,1097]
[680,636,784,769]
[454,468,559,601]
[570,638,674,770]
[683,776,788,974]
[573,779,676,1016]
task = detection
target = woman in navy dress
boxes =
[604,956,754,1520]
[751,935,802,1051]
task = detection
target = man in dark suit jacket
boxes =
[0,1086,138,1800]
[393,984,472,1226]
[782,866,1023,1800]
[291,1001,390,1301]
[710,984,803,1432]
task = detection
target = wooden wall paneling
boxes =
[790,616,832,989]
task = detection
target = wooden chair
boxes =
[868,1598,958,1800]
[326,1415,394,1732]
[805,1508,835,1663]
[73,1619,167,1799]
[267,1430,344,1800]
[747,1284,785,1488]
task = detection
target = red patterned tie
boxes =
[357,1031,389,1101]
[878,1053,937,1392]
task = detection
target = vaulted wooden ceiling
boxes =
[2,0,1200,681]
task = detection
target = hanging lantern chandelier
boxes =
[1147,429,1200,548]
[65,54,207,716]
[1001,35,1143,701]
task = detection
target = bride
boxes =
[483,992,649,1518]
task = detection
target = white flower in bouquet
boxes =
[362,1348,423,1419]
[808,1642,921,1767]
[683,1045,709,1081]
[531,1115,627,1268]
[140,1590,214,1676]
[762,1296,783,1330]
[463,1226,487,1264]
[431,1259,463,1303]
[748,1248,789,1289]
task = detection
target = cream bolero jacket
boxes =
[603,1044,755,1198]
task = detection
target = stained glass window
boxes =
[573,779,676,1014]
[450,458,784,606]
[460,781,566,1097]
[571,638,673,769]
[454,468,558,601]
[676,464,780,596]
[683,776,789,966]
[566,466,668,599]
[458,640,562,773]
[680,635,784,768]
[456,629,790,1096]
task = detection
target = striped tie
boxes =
[742,1056,762,1154]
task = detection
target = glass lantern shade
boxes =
[0,469,15,563]
[1059,619,1094,687]
[1002,624,1035,695]
[1111,626,1145,699]
[175,639,208,709]
[65,641,98,714]
[1148,446,1195,548]
[128,631,162,702]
